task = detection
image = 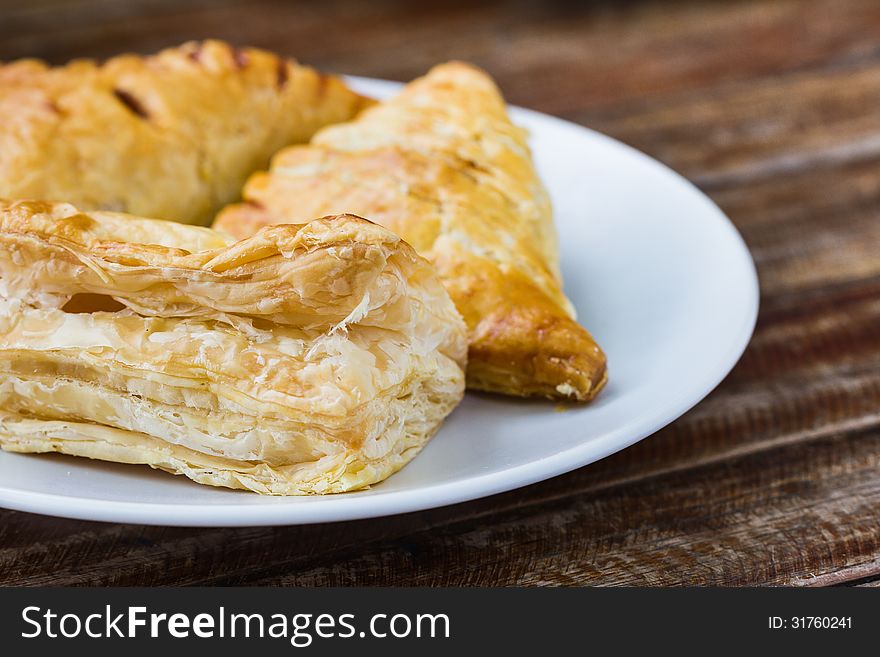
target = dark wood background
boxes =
[2,0,880,586]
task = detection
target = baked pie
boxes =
[0,200,467,494]
[215,62,607,401]
[0,40,370,225]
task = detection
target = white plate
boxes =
[0,77,758,526]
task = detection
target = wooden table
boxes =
[2,0,880,587]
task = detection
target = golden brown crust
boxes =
[0,40,372,225]
[215,62,606,401]
[0,200,467,494]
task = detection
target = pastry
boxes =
[0,200,467,494]
[0,40,371,226]
[215,62,607,401]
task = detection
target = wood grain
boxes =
[1,0,879,587]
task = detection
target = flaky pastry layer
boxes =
[0,200,467,494]
[215,62,607,401]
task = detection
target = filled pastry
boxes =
[215,62,607,401]
[0,200,467,494]
[0,40,370,226]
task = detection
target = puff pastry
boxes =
[0,40,370,226]
[215,62,607,401]
[0,200,467,494]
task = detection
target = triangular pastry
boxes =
[0,200,466,494]
[0,40,371,225]
[215,62,607,401]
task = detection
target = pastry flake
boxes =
[0,40,372,226]
[215,62,607,401]
[0,200,467,494]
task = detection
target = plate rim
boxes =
[0,76,759,526]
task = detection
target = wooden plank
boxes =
[589,64,880,189]
[3,0,880,115]
[244,429,880,586]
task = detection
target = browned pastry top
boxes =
[216,61,607,401]
[0,40,371,225]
